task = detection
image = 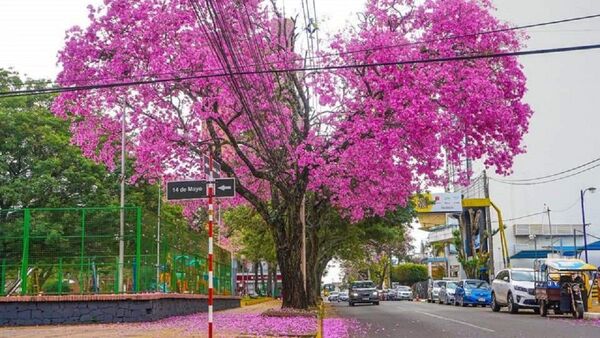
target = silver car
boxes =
[438,281,458,305]
[428,280,445,303]
[395,286,413,301]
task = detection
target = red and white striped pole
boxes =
[207,152,215,338]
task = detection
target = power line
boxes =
[17,12,600,90]
[492,198,580,223]
[493,155,600,182]
[490,161,600,186]
[3,43,600,98]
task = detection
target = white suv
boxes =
[491,268,539,313]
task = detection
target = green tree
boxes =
[224,206,277,296]
[391,263,428,286]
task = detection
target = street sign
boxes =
[166,178,236,200]
[166,180,207,200]
[215,178,235,198]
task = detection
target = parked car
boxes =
[395,285,413,301]
[427,280,445,303]
[349,280,379,306]
[338,291,349,302]
[455,279,492,307]
[327,291,339,302]
[491,268,539,313]
[439,281,458,305]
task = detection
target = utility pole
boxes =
[546,205,553,255]
[118,109,126,293]
[483,170,494,280]
[156,179,161,292]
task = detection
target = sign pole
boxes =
[208,152,215,338]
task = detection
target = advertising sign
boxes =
[414,192,462,213]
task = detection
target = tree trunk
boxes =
[274,205,308,309]
[259,261,265,296]
[253,262,259,295]
[266,262,273,297]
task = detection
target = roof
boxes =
[510,250,552,259]
[543,258,597,271]
[511,240,600,259]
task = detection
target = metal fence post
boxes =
[114,256,119,294]
[58,257,63,295]
[80,209,86,294]
[135,207,141,292]
[1,258,6,296]
[20,208,31,296]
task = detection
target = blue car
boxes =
[454,279,492,307]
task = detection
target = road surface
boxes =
[330,300,600,338]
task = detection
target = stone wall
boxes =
[0,294,241,326]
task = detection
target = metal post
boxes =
[20,208,31,296]
[581,189,589,263]
[301,195,307,294]
[546,206,553,255]
[135,207,141,292]
[1,258,6,296]
[80,209,85,294]
[483,170,495,279]
[207,152,215,338]
[118,108,126,293]
[58,257,63,295]
[157,180,162,292]
[575,230,580,258]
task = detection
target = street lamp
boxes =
[580,187,596,263]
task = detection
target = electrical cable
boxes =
[18,12,600,90]
[490,161,600,186]
[492,155,600,182]
[3,43,600,98]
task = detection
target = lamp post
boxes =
[580,187,596,263]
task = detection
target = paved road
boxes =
[330,300,600,338]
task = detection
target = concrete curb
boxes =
[583,312,600,320]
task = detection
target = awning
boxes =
[511,240,600,260]
[422,257,448,263]
[510,250,552,259]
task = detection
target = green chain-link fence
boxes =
[0,207,232,296]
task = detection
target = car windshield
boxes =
[352,281,375,289]
[398,286,411,290]
[432,281,444,288]
[511,270,534,282]
[464,280,490,289]
[446,282,457,289]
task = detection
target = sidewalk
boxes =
[0,299,364,338]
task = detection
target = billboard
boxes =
[414,192,462,213]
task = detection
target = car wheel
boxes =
[491,293,500,312]
[373,301,380,306]
[533,307,540,314]
[540,300,548,317]
[349,302,354,307]
[574,303,584,319]
[507,293,519,314]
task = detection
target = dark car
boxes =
[349,280,379,306]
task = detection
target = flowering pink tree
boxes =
[53,0,531,308]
